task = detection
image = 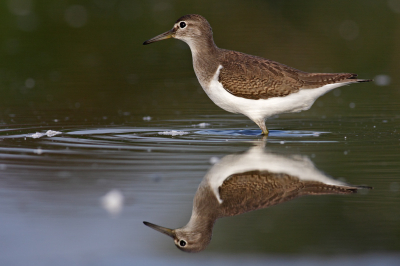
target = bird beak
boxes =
[143,29,174,45]
[143,221,175,238]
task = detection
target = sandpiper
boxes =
[143,145,371,252]
[143,14,371,135]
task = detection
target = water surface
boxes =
[1,0,400,265]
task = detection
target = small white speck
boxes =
[192,122,210,128]
[101,189,124,217]
[344,151,348,155]
[344,136,347,139]
[349,102,355,109]
[143,116,152,121]
[210,156,220,164]
[46,130,61,137]
[28,130,61,139]
[383,120,388,123]
[158,130,188,136]
[54,119,59,122]
[373,126,376,128]
[280,141,285,144]
[29,132,45,139]
[374,74,391,86]
[34,148,43,155]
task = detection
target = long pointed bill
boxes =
[143,29,174,45]
[143,221,175,238]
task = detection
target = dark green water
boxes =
[1,1,400,265]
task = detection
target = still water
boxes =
[1,0,400,265]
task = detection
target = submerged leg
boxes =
[255,119,269,135]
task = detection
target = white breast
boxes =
[200,65,352,123]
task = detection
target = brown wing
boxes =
[217,170,360,217]
[218,50,367,100]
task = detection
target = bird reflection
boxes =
[144,144,371,253]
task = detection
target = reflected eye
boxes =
[179,240,187,247]
[179,22,186,28]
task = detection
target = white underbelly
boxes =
[201,65,351,122]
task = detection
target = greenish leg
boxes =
[255,120,269,136]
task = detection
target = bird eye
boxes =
[179,22,186,28]
[179,240,187,247]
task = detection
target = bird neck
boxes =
[185,35,220,88]
[181,180,221,238]
[184,211,216,235]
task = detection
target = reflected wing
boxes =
[218,170,360,217]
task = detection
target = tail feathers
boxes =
[299,183,373,195]
[301,72,372,88]
[346,74,373,83]
[352,185,374,190]
[343,185,373,193]
[355,79,373,83]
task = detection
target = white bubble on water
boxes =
[193,122,210,128]
[209,156,220,165]
[158,130,188,136]
[101,189,124,217]
[28,130,61,139]
[34,148,43,155]
[374,74,391,86]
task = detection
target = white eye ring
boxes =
[179,21,186,28]
[179,240,187,247]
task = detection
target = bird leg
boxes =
[255,119,269,136]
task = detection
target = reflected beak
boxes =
[143,29,174,45]
[143,221,175,238]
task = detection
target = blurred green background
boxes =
[0,0,398,123]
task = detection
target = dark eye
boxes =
[179,22,186,28]
[179,240,187,247]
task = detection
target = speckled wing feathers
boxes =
[218,50,365,100]
[217,170,357,217]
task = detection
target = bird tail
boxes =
[346,73,373,83]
